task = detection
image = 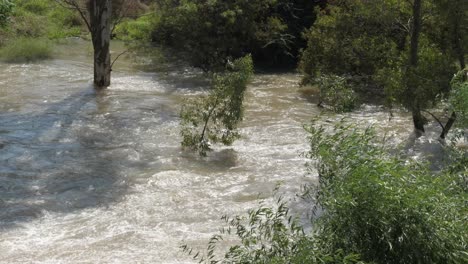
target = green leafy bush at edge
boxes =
[182,122,467,263]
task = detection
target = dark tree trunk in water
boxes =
[90,0,112,88]
[440,16,465,139]
[412,108,425,135]
[440,112,457,139]
[409,0,424,135]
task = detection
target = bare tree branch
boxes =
[422,110,445,130]
[110,50,128,70]
[56,0,92,32]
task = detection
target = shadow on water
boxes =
[399,123,450,171]
[0,88,133,229]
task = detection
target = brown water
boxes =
[0,39,447,263]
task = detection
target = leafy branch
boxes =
[180,55,254,156]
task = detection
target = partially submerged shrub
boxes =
[0,37,52,62]
[183,123,467,263]
[306,123,467,264]
[316,74,358,113]
[180,55,254,156]
[182,197,363,264]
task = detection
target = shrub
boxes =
[316,74,358,113]
[0,37,52,62]
[0,0,14,27]
[180,55,254,156]
[449,69,468,128]
[3,0,82,39]
[113,16,153,41]
[183,123,468,263]
[20,0,49,15]
[182,198,363,264]
[306,123,468,264]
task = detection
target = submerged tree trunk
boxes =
[440,112,457,139]
[409,0,424,135]
[90,0,112,88]
[440,7,465,139]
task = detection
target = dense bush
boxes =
[180,55,254,156]
[113,16,153,41]
[0,0,13,27]
[316,74,358,113]
[184,123,468,263]
[449,69,468,128]
[306,123,467,264]
[299,0,404,85]
[151,0,318,70]
[0,37,52,62]
[299,0,458,113]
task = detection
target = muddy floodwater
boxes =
[0,39,438,263]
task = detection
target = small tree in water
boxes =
[58,0,112,88]
[180,55,254,156]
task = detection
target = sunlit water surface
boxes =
[0,39,448,263]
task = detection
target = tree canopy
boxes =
[151,0,320,70]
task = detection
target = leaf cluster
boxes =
[0,0,13,27]
[316,74,358,113]
[306,122,468,264]
[449,69,468,127]
[182,197,363,264]
[180,55,253,156]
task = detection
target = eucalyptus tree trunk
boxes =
[90,0,112,88]
[409,0,424,135]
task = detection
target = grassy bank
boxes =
[0,0,85,62]
[0,37,52,62]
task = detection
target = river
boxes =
[0,39,442,263]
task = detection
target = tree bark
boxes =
[440,112,456,139]
[409,0,424,135]
[90,0,112,88]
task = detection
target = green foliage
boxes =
[449,69,468,127]
[0,0,82,40]
[445,140,468,193]
[152,0,318,70]
[306,123,468,264]
[0,37,53,62]
[20,0,49,15]
[184,123,467,263]
[114,16,153,41]
[299,0,403,85]
[0,0,13,27]
[180,55,254,156]
[425,0,467,68]
[182,198,364,264]
[378,38,456,109]
[316,74,358,113]
[300,0,458,115]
